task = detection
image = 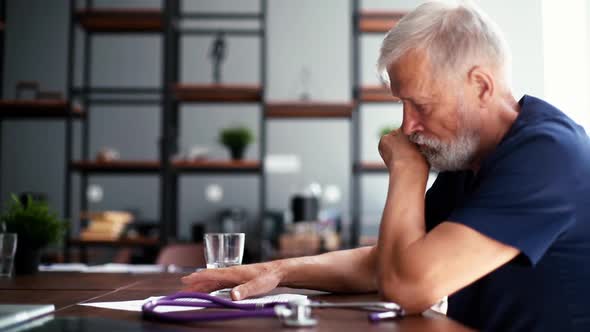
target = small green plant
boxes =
[219,126,254,149]
[1,194,67,249]
[378,124,401,138]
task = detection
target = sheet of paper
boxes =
[79,293,308,313]
[83,263,164,273]
[39,263,165,274]
[39,263,88,272]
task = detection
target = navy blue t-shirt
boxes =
[425,95,590,331]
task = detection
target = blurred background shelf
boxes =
[174,84,263,103]
[358,86,400,103]
[354,161,388,173]
[70,160,161,174]
[75,8,163,33]
[358,10,405,33]
[0,100,84,119]
[69,236,160,248]
[173,160,261,173]
[266,101,354,118]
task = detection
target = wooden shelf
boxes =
[358,10,406,33]
[71,160,161,173]
[75,8,163,33]
[359,86,400,103]
[173,159,261,173]
[266,102,354,118]
[0,100,84,119]
[70,236,160,247]
[174,84,262,103]
[355,161,388,173]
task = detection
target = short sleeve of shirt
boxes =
[449,122,579,265]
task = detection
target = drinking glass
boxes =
[204,233,245,269]
[0,233,18,277]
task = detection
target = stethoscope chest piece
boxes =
[275,298,318,327]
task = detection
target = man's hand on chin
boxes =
[378,129,429,178]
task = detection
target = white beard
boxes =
[409,106,480,171]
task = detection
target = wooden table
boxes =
[0,272,474,331]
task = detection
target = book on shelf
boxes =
[79,210,134,241]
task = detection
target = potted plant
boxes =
[0,194,67,274]
[219,125,254,161]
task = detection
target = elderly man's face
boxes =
[387,50,481,171]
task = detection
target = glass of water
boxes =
[0,233,17,277]
[204,233,245,269]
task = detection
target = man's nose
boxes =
[401,109,422,136]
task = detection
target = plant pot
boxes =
[14,246,41,275]
[229,146,245,161]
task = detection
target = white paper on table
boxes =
[83,263,165,273]
[430,297,448,315]
[79,293,308,313]
[39,263,165,274]
[39,263,89,272]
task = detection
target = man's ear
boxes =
[467,66,494,105]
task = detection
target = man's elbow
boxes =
[378,274,442,314]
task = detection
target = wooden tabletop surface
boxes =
[0,272,474,331]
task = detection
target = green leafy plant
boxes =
[219,126,254,149]
[378,124,401,138]
[1,194,67,249]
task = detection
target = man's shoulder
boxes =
[496,96,588,163]
[517,95,582,137]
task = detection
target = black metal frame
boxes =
[350,0,361,248]
[64,0,76,261]
[350,0,402,247]
[0,0,5,199]
[0,0,4,98]
[161,0,179,243]
[259,0,268,257]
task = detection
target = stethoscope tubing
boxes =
[141,291,404,324]
[142,292,285,323]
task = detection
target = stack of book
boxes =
[79,211,133,241]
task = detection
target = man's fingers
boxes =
[231,273,279,301]
[181,269,234,284]
[181,280,224,293]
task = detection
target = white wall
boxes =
[542,0,589,129]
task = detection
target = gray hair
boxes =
[377,1,512,88]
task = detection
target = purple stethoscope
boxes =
[142,292,404,327]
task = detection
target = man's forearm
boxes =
[378,164,428,258]
[276,246,378,293]
[377,163,429,309]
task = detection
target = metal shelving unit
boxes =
[0,0,83,231]
[167,0,268,254]
[64,0,271,260]
[65,2,165,260]
[350,1,406,246]
[58,0,403,260]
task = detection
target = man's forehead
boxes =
[387,49,429,80]
[386,53,433,100]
